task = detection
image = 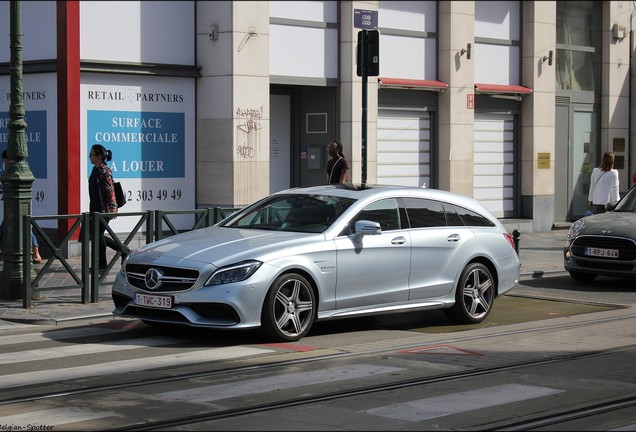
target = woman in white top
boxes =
[588,151,620,214]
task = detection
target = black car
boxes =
[564,185,636,281]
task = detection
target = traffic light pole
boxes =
[361,29,368,186]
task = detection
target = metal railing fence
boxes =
[23,213,89,308]
[89,211,153,303]
[21,207,241,308]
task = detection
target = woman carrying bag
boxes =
[88,144,130,271]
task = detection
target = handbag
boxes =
[114,181,126,208]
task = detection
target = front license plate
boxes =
[134,293,173,309]
[584,247,619,258]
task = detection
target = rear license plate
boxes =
[584,247,619,258]
[134,293,173,309]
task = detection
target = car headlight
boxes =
[205,260,263,286]
[567,218,585,240]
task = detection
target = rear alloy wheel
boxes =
[260,273,316,342]
[445,262,494,324]
[568,271,597,282]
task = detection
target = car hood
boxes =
[133,227,320,267]
[578,211,636,237]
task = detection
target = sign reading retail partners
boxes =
[82,76,195,234]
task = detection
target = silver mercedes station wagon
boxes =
[112,184,520,341]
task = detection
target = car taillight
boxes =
[504,232,518,254]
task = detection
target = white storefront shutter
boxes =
[473,113,515,218]
[377,109,431,187]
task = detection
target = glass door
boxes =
[569,108,597,220]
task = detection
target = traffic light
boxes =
[356,30,380,77]
[366,30,379,76]
[356,31,363,76]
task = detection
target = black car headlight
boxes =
[567,219,585,240]
[205,260,263,286]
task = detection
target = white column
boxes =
[340,1,379,184]
[196,1,270,208]
[521,1,556,231]
[438,1,475,195]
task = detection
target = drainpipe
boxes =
[630,5,635,188]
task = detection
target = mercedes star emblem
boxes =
[145,268,163,290]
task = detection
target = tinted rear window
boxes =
[441,202,464,226]
[452,204,495,227]
[403,198,447,228]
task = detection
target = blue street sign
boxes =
[354,9,377,29]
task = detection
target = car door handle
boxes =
[391,236,406,245]
[447,234,461,242]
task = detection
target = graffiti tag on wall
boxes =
[236,106,263,159]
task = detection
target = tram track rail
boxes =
[0,315,636,430]
[110,344,636,431]
[2,311,635,407]
[493,394,636,431]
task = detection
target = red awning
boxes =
[378,77,448,92]
[474,83,532,95]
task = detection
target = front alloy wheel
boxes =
[260,273,316,342]
[445,262,495,324]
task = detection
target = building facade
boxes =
[0,0,634,235]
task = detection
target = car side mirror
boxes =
[353,220,381,242]
[606,201,618,212]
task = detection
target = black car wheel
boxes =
[568,271,598,282]
[445,262,494,324]
[260,273,316,342]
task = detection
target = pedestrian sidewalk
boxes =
[0,229,571,327]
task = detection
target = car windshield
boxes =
[220,194,356,233]
[614,186,636,213]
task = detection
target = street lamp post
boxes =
[0,0,36,300]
